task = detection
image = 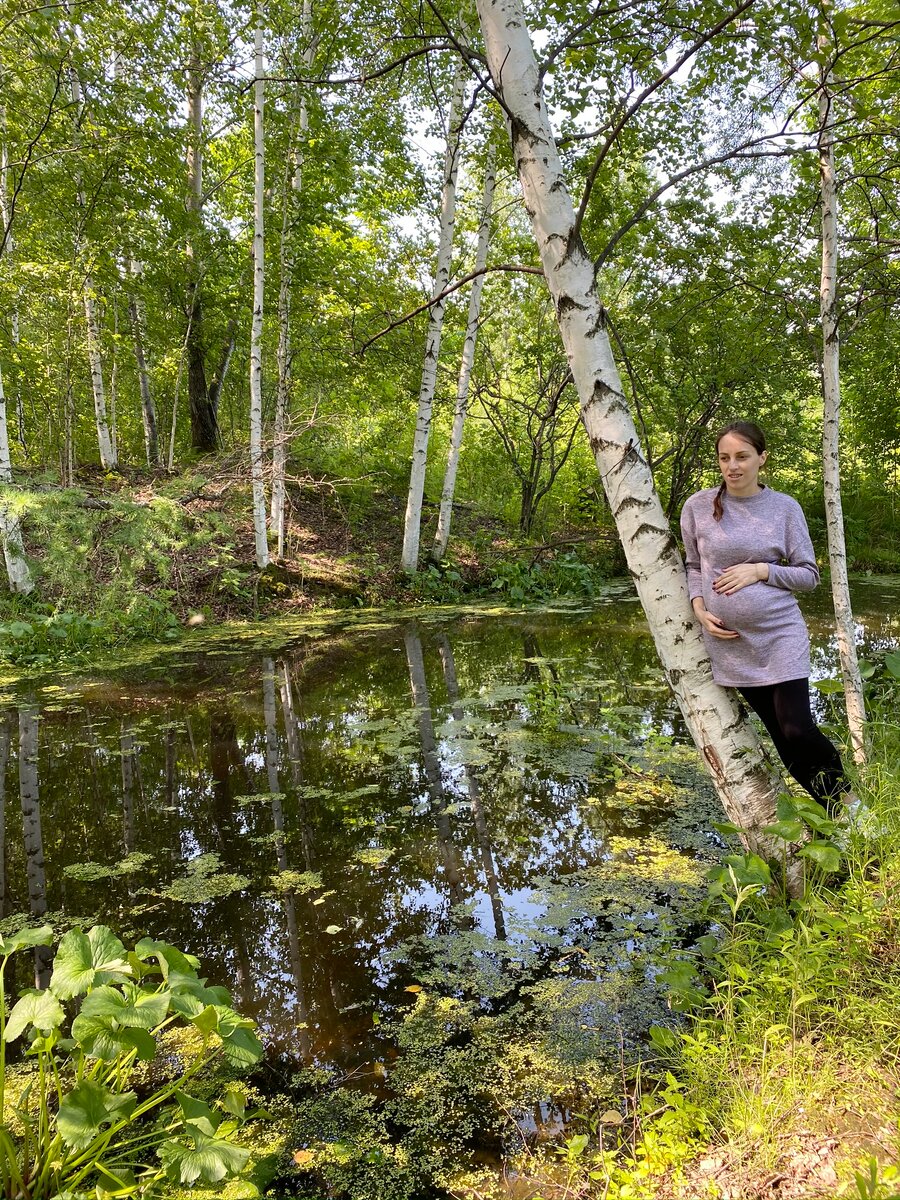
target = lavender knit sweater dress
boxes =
[680,486,820,687]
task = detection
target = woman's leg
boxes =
[770,678,848,806]
[740,679,848,807]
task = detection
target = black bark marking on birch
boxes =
[614,494,647,517]
[556,294,588,321]
[667,668,684,685]
[586,306,607,337]
[631,522,673,542]
[549,179,565,193]
[588,434,617,455]
[585,379,617,409]
[509,115,543,152]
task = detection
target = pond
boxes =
[1,576,898,1192]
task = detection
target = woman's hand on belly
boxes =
[713,562,769,595]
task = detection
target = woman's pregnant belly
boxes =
[703,578,797,634]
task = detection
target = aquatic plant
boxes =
[0,924,264,1198]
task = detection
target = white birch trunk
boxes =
[0,715,8,917]
[250,15,269,569]
[818,70,866,765]
[401,67,465,574]
[127,258,161,466]
[432,142,496,563]
[0,362,32,593]
[271,0,314,559]
[68,68,117,470]
[1,105,24,456]
[474,0,795,872]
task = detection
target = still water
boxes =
[1,579,898,1084]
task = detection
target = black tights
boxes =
[738,677,849,808]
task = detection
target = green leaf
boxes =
[78,983,171,1029]
[57,1079,137,1150]
[134,939,201,980]
[799,840,842,874]
[50,927,132,999]
[0,925,53,956]
[221,1089,246,1119]
[159,1131,250,1185]
[177,1091,221,1137]
[5,988,65,1041]
[210,1006,263,1068]
[811,677,843,694]
[762,818,806,842]
[884,651,900,679]
[71,1002,157,1061]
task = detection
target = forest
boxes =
[1,0,900,1196]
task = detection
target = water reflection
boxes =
[0,580,894,1070]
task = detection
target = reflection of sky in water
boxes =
[1,579,896,1068]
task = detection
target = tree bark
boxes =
[401,66,465,574]
[431,141,496,563]
[818,67,866,765]
[68,67,117,470]
[250,15,269,568]
[271,0,314,560]
[0,362,33,593]
[185,48,218,453]
[127,258,161,467]
[19,706,51,985]
[473,0,795,874]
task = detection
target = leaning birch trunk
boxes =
[271,0,314,559]
[127,258,161,466]
[68,69,116,470]
[249,15,269,569]
[431,141,496,563]
[818,69,866,765]
[401,66,465,573]
[473,0,794,873]
[0,362,33,593]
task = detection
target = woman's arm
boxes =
[766,499,820,593]
[679,500,704,603]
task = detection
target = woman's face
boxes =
[717,432,767,493]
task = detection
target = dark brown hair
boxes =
[712,421,767,521]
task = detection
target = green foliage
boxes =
[0,924,264,1199]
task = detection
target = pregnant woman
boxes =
[680,420,852,810]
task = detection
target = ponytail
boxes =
[712,480,727,522]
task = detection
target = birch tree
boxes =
[401,65,465,574]
[818,57,866,764]
[250,13,269,569]
[472,0,793,869]
[271,0,314,560]
[68,65,117,470]
[0,362,33,593]
[431,141,496,563]
[126,258,161,467]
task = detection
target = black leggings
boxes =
[738,678,849,808]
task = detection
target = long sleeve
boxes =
[766,499,819,593]
[680,500,704,602]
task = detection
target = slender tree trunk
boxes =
[473,0,794,874]
[0,362,33,593]
[271,0,314,560]
[401,67,465,574]
[120,718,135,852]
[186,49,218,452]
[431,142,496,563]
[250,15,269,568]
[68,69,117,470]
[127,258,161,466]
[1,104,24,457]
[818,68,866,765]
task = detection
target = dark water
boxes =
[1,577,898,1082]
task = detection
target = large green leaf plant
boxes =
[0,924,265,1198]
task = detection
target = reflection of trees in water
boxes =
[437,633,506,941]
[0,713,9,918]
[19,706,51,985]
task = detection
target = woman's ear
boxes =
[759,451,768,467]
